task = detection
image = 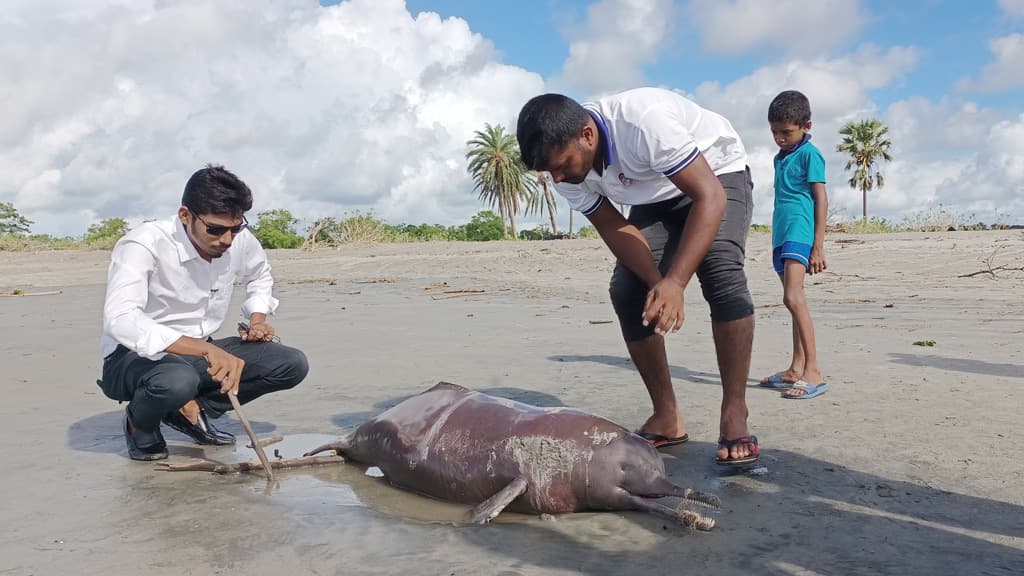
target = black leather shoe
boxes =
[162,407,235,446]
[124,410,168,461]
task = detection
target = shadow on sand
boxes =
[67,409,278,460]
[550,353,764,387]
[889,352,1023,379]
[453,442,1024,576]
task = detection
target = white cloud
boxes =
[685,45,920,224]
[550,0,674,96]
[685,0,867,56]
[999,0,1024,17]
[679,45,1023,226]
[930,114,1024,222]
[956,34,1024,93]
[0,0,545,236]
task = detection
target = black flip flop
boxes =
[636,430,690,448]
[715,435,760,466]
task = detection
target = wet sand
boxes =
[1,231,1022,575]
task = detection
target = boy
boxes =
[760,90,829,399]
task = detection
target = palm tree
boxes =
[837,119,893,222]
[466,123,537,239]
[532,172,559,237]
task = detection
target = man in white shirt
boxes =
[517,88,758,466]
[98,165,309,461]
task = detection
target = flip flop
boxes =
[635,430,690,448]
[759,372,795,389]
[782,381,829,399]
[715,435,760,466]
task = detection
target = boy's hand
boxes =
[809,245,827,275]
[643,278,685,335]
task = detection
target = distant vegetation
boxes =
[0,201,1016,253]
[0,113,1015,254]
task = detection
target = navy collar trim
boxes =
[586,109,615,170]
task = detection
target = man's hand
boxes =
[643,278,686,335]
[202,345,245,395]
[239,320,276,342]
[809,245,827,275]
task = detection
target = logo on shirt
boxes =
[618,172,633,187]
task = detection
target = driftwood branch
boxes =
[157,455,344,474]
[431,289,508,300]
[0,289,62,297]
[249,435,283,449]
[228,392,274,481]
[958,248,1024,278]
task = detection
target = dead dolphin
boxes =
[305,382,720,530]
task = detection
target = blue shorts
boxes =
[773,241,812,274]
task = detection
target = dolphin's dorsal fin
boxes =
[428,381,470,393]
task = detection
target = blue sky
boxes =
[4,0,1023,235]
[397,0,1022,110]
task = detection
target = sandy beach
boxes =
[1,230,1022,576]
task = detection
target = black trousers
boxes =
[98,337,309,431]
[609,167,755,341]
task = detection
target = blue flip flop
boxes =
[759,372,795,390]
[782,381,829,399]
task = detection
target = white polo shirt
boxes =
[101,216,279,360]
[554,87,748,215]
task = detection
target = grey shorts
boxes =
[609,167,755,341]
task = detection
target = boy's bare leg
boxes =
[714,315,757,461]
[627,334,686,439]
[781,260,823,395]
[761,273,803,383]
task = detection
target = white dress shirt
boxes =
[554,87,748,215]
[101,216,279,360]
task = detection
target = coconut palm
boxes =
[837,119,893,222]
[465,123,537,239]
[530,171,559,237]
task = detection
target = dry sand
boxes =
[1,230,1022,576]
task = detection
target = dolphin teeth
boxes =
[681,489,721,509]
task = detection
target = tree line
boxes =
[8,114,1012,252]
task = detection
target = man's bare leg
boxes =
[713,314,756,461]
[627,334,686,439]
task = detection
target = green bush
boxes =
[900,204,977,232]
[459,210,504,241]
[577,225,600,239]
[518,225,551,241]
[84,218,130,249]
[252,209,303,249]
[831,217,898,234]
[0,201,33,235]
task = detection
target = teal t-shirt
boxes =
[772,134,826,248]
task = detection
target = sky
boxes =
[2,0,1023,237]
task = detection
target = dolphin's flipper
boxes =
[466,477,528,524]
[303,440,350,458]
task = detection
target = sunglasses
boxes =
[190,210,248,236]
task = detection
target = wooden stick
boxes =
[157,455,344,474]
[250,435,284,449]
[228,392,274,481]
[430,290,507,300]
[0,289,62,297]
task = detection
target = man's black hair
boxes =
[181,164,253,217]
[768,90,812,125]
[516,94,591,170]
